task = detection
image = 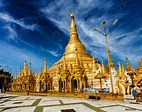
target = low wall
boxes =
[46,92,84,98]
[6,91,28,96]
[6,91,124,101]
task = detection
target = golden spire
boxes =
[16,71,18,78]
[23,60,28,76]
[121,64,125,78]
[44,58,47,73]
[24,60,27,70]
[126,57,135,73]
[92,54,96,73]
[101,60,105,74]
[29,63,32,75]
[108,50,114,67]
[70,13,78,37]
[117,62,122,78]
[64,13,91,59]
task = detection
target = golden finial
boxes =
[30,62,32,73]
[44,58,47,73]
[24,60,27,68]
[70,13,74,19]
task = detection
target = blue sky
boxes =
[0,0,142,76]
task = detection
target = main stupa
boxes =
[47,13,105,92]
[49,13,94,75]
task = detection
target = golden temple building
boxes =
[11,60,35,92]
[11,13,142,95]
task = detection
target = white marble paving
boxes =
[9,96,29,100]
[28,96,43,99]
[119,103,142,110]
[0,99,36,108]
[0,94,142,112]
[43,104,96,112]
[0,98,11,101]
[0,101,3,103]
[38,100,60,106]
[3,106,36,112]
[101,105,141,112]
[85,100,118,107]
[41,96,63,100]
[61,98,85,104]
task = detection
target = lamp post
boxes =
[93,19,118,93]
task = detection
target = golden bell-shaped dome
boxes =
[64,13,91,59]
[49,13,92,75]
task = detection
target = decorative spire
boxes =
[29,63,32,75]
[23,60,28,76]
[16,71,18,78]
[121,64,125,78]
[70,13,78,36]
[126,57,135,73]
[64,13,90,58]
[44,58,47,73]
[117,62,122,78]
[19,68,22,76]
[24,60,27,69]
[108,50,114,67]
[101,60,105,74]
[92,54,96,73]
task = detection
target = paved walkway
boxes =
[0,93,142,112]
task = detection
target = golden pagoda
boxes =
[48,13,99,92]
[11,60,35,92]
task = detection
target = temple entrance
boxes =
[59,79,63,92]
[72,78,77,92]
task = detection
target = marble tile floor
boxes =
[0,93,142,112]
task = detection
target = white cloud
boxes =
[0,12,38,31]
[41,47,61,57]
[2,25,18,41]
